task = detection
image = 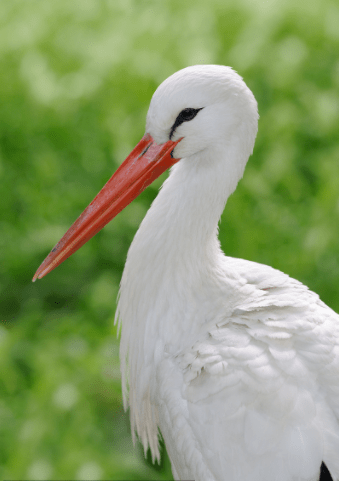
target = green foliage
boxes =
[1,0,338,478]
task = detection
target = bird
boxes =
[33,65,339,481]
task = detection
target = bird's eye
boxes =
[169,107,203,140]
[178,108,201,122]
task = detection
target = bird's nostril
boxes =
[138,142,152,158]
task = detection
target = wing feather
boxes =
[160,258,339,480]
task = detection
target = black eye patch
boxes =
[169,108,203,140]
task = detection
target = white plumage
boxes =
[115,66,339,480]
[33,64,339,480]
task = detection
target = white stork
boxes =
[33,65,339,481]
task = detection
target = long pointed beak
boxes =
[33,133,181,281]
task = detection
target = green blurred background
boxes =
[1,0,339,479]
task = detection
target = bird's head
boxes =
[33,65,258,281]
[146,65,258,164]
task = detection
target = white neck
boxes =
[115,143,248,453]
[134,145,245,263]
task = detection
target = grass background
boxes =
[1,0,339,479]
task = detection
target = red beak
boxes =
[33,133,181,281]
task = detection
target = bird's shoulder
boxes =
[179,255,339,422]
[161,257,339,480]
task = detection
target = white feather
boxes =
[115,65,339,480]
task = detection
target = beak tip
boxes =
[32,268,44,282]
